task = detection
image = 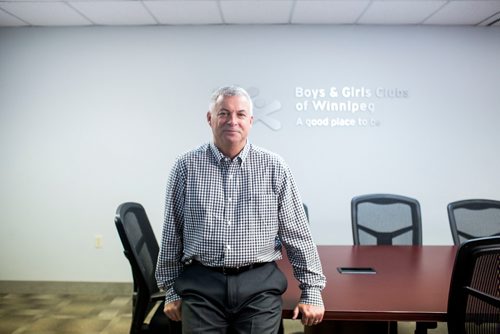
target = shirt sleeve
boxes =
[155,158,186,304]
[277,164,326,306]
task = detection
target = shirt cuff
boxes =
[164,288,182,305]
[300,288,324,307]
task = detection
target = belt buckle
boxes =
[222,266,244,275]
[222,267,236,275]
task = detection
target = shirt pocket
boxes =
[184,189,224,254]
[248,193,279,247]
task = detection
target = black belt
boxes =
[192,260,269,275]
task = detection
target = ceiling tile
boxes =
[292,0,370,24]
[70,1,157,25]
[5,0,74,2]
[144,0,222,25]
[358,0,447,25]
[0,2,91,26]
[424,0,500,25]
[2,0,500,27]
[0,7,28,26]
[220,0,294,24]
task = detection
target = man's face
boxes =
[207,95,253,155]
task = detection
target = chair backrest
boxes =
[115,202,159,314]
[447,236,500,334]
[115,202,160,303]
[303,203,309,222]
[351,193,422,245]
[447,199,500,245]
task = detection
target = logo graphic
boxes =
[247,87,282,131]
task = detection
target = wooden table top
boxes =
[278,245,458,321]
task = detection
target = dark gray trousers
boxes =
[174,261,288,334]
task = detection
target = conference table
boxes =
[278,245,457,327]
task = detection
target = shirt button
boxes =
[228,174,233,179]
[228,197,232,202]
[226,245,231,251]
[227,220,231,226]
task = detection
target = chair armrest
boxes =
[151,291,165,302]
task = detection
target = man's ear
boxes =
[206,111,212,126]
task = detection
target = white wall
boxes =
[0,25,499,282]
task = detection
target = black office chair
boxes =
[351,194,434,334]
[447,199,500,245]
[116,202,285,334]
[115,202,182,334]
[447,236,500,334]
[351,193,422,245]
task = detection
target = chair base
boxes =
[415,321,437,334]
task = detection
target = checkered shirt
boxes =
[155,142,326,306]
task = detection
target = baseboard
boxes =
[0,280,133,295]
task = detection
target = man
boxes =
[155,85,326,333]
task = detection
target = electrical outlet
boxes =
[95,234,103,249]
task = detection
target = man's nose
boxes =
[227,113,238,125]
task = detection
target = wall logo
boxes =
[247,87,282,131]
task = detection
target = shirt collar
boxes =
[209,141,250,165]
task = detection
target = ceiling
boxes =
[1,0,500,27]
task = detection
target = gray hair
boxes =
[209,85,253,115]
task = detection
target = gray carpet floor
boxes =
[0,293,447,334]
